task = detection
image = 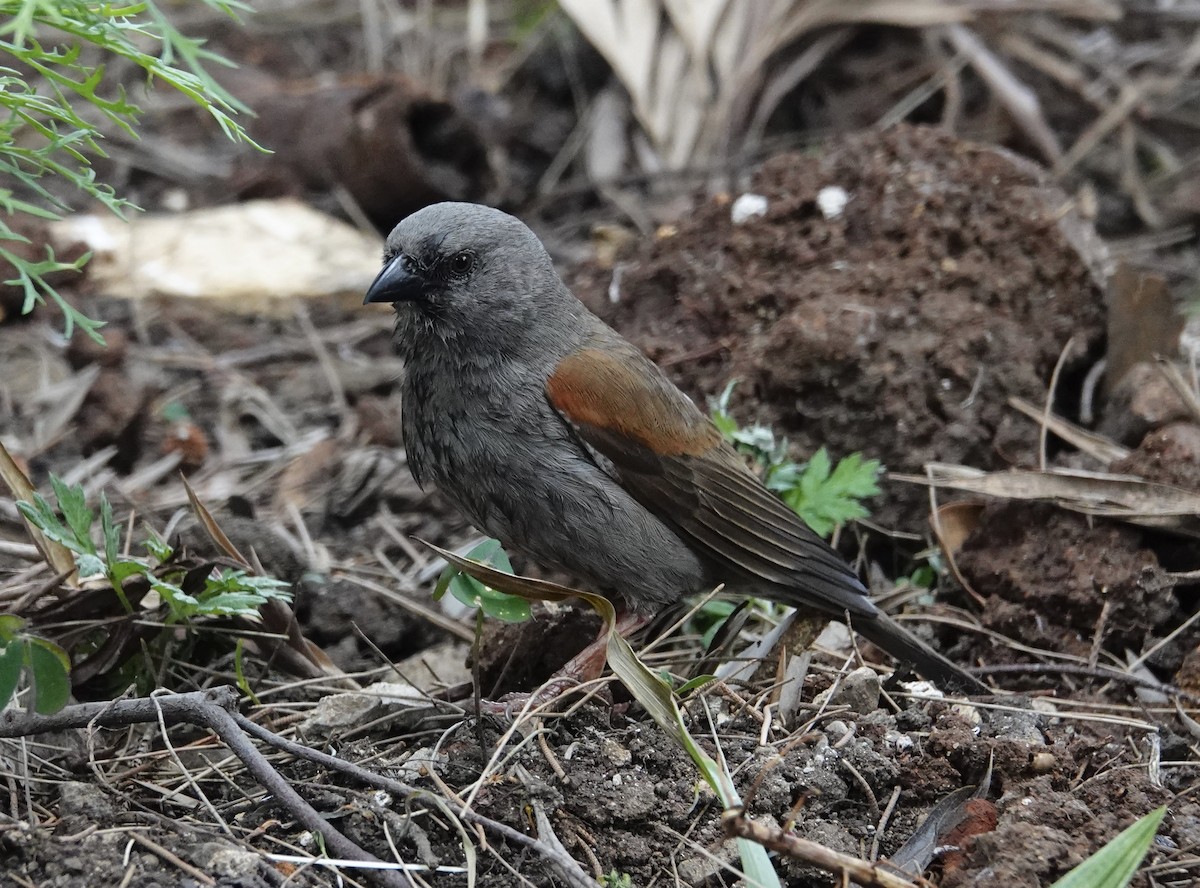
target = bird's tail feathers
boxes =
[851,612,988,695]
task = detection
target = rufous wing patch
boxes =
[547,348,719,457]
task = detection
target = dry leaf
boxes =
[910,464,1200,536]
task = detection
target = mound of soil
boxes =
[571,125,1107,527]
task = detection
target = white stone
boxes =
[731,193,769,224]
[817,185,850,219]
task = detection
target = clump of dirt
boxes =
[945,769,1172,888]
[956,501,1181,666]
[571,125,1106,526]
[1113,422,1200,490]
[474,604,603,694]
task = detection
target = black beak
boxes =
[364,254,426,305]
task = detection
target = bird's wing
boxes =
[546,339,876,617]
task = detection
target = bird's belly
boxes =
[407,402,705,608]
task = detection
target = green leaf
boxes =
[0,640,23,708]
[711,409,738,439]
[908,565,937,589]
[75,552,104,578]
[234,638,259,705]
[0,0,261,340]
[195,591,276,617]
[478,591,532,623]
[1050,806,1166,888]
[448,573,489,609]
[100,492,120,565]
[435,539,525,621]
[709,387,880,538]
[25,636,70,714]
[779,448,882,538]
[827,451,883,499]
[675,673,717,695]
[436,539,509,600]
[730,424,774,454]
[17,493,67,541]
[0,614,26,642]
[691,598,737,648]
[802,446,832,489]
[49,474,95,553]
[152,577,199,619]
[144,533,173,562]
[108,559,146,585]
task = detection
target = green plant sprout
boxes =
[1051,805,1166,888]
[18,475,291,623]
[5,475,292,712]
[0,0,259,341]
[433,538,530,623]
[0,614,70,714]
[710,380,882,537]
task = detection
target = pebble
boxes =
[730,193,768,224]
[601,738,632,768]
[814,666,882,714]
[1031,752,1056,772]
[817,185,850,219]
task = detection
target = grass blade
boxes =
[1050,806,1166,888]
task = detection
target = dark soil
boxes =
[958,502,1182,665]
[571,125,1107,527]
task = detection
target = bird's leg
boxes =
[481,609,650,717]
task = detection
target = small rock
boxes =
[899,680,944,699]
[397,746,447,780]
[824,720,851,743]
[601,738,632,768]
[987,707,1045,745]
[201,845,260,878]
[1029,698,1059,724]
[1031,752,1056,772]
[1100,362,1191,444]
[1111,422,1200,489]
[814,666,881,714]
[678,838,739,885]
[362,680,426,706]
[817,185,850,219]
[815,621,852,652]
[58,782,114,822]
[299,691,383,735]
[730,193,768,224]
[50,199,383,311]
[951,702,982,730]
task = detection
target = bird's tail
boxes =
[851,612,988,695]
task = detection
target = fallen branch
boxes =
[721,807,928,888]
[0,687,414,888]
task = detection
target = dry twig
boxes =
[721,807,927,888]
[0,687,415,888]
[233,712,602,888]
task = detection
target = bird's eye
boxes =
[447,251,476,276]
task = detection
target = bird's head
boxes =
[366,202,574,350]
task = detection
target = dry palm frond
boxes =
[558,0,1121,169]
